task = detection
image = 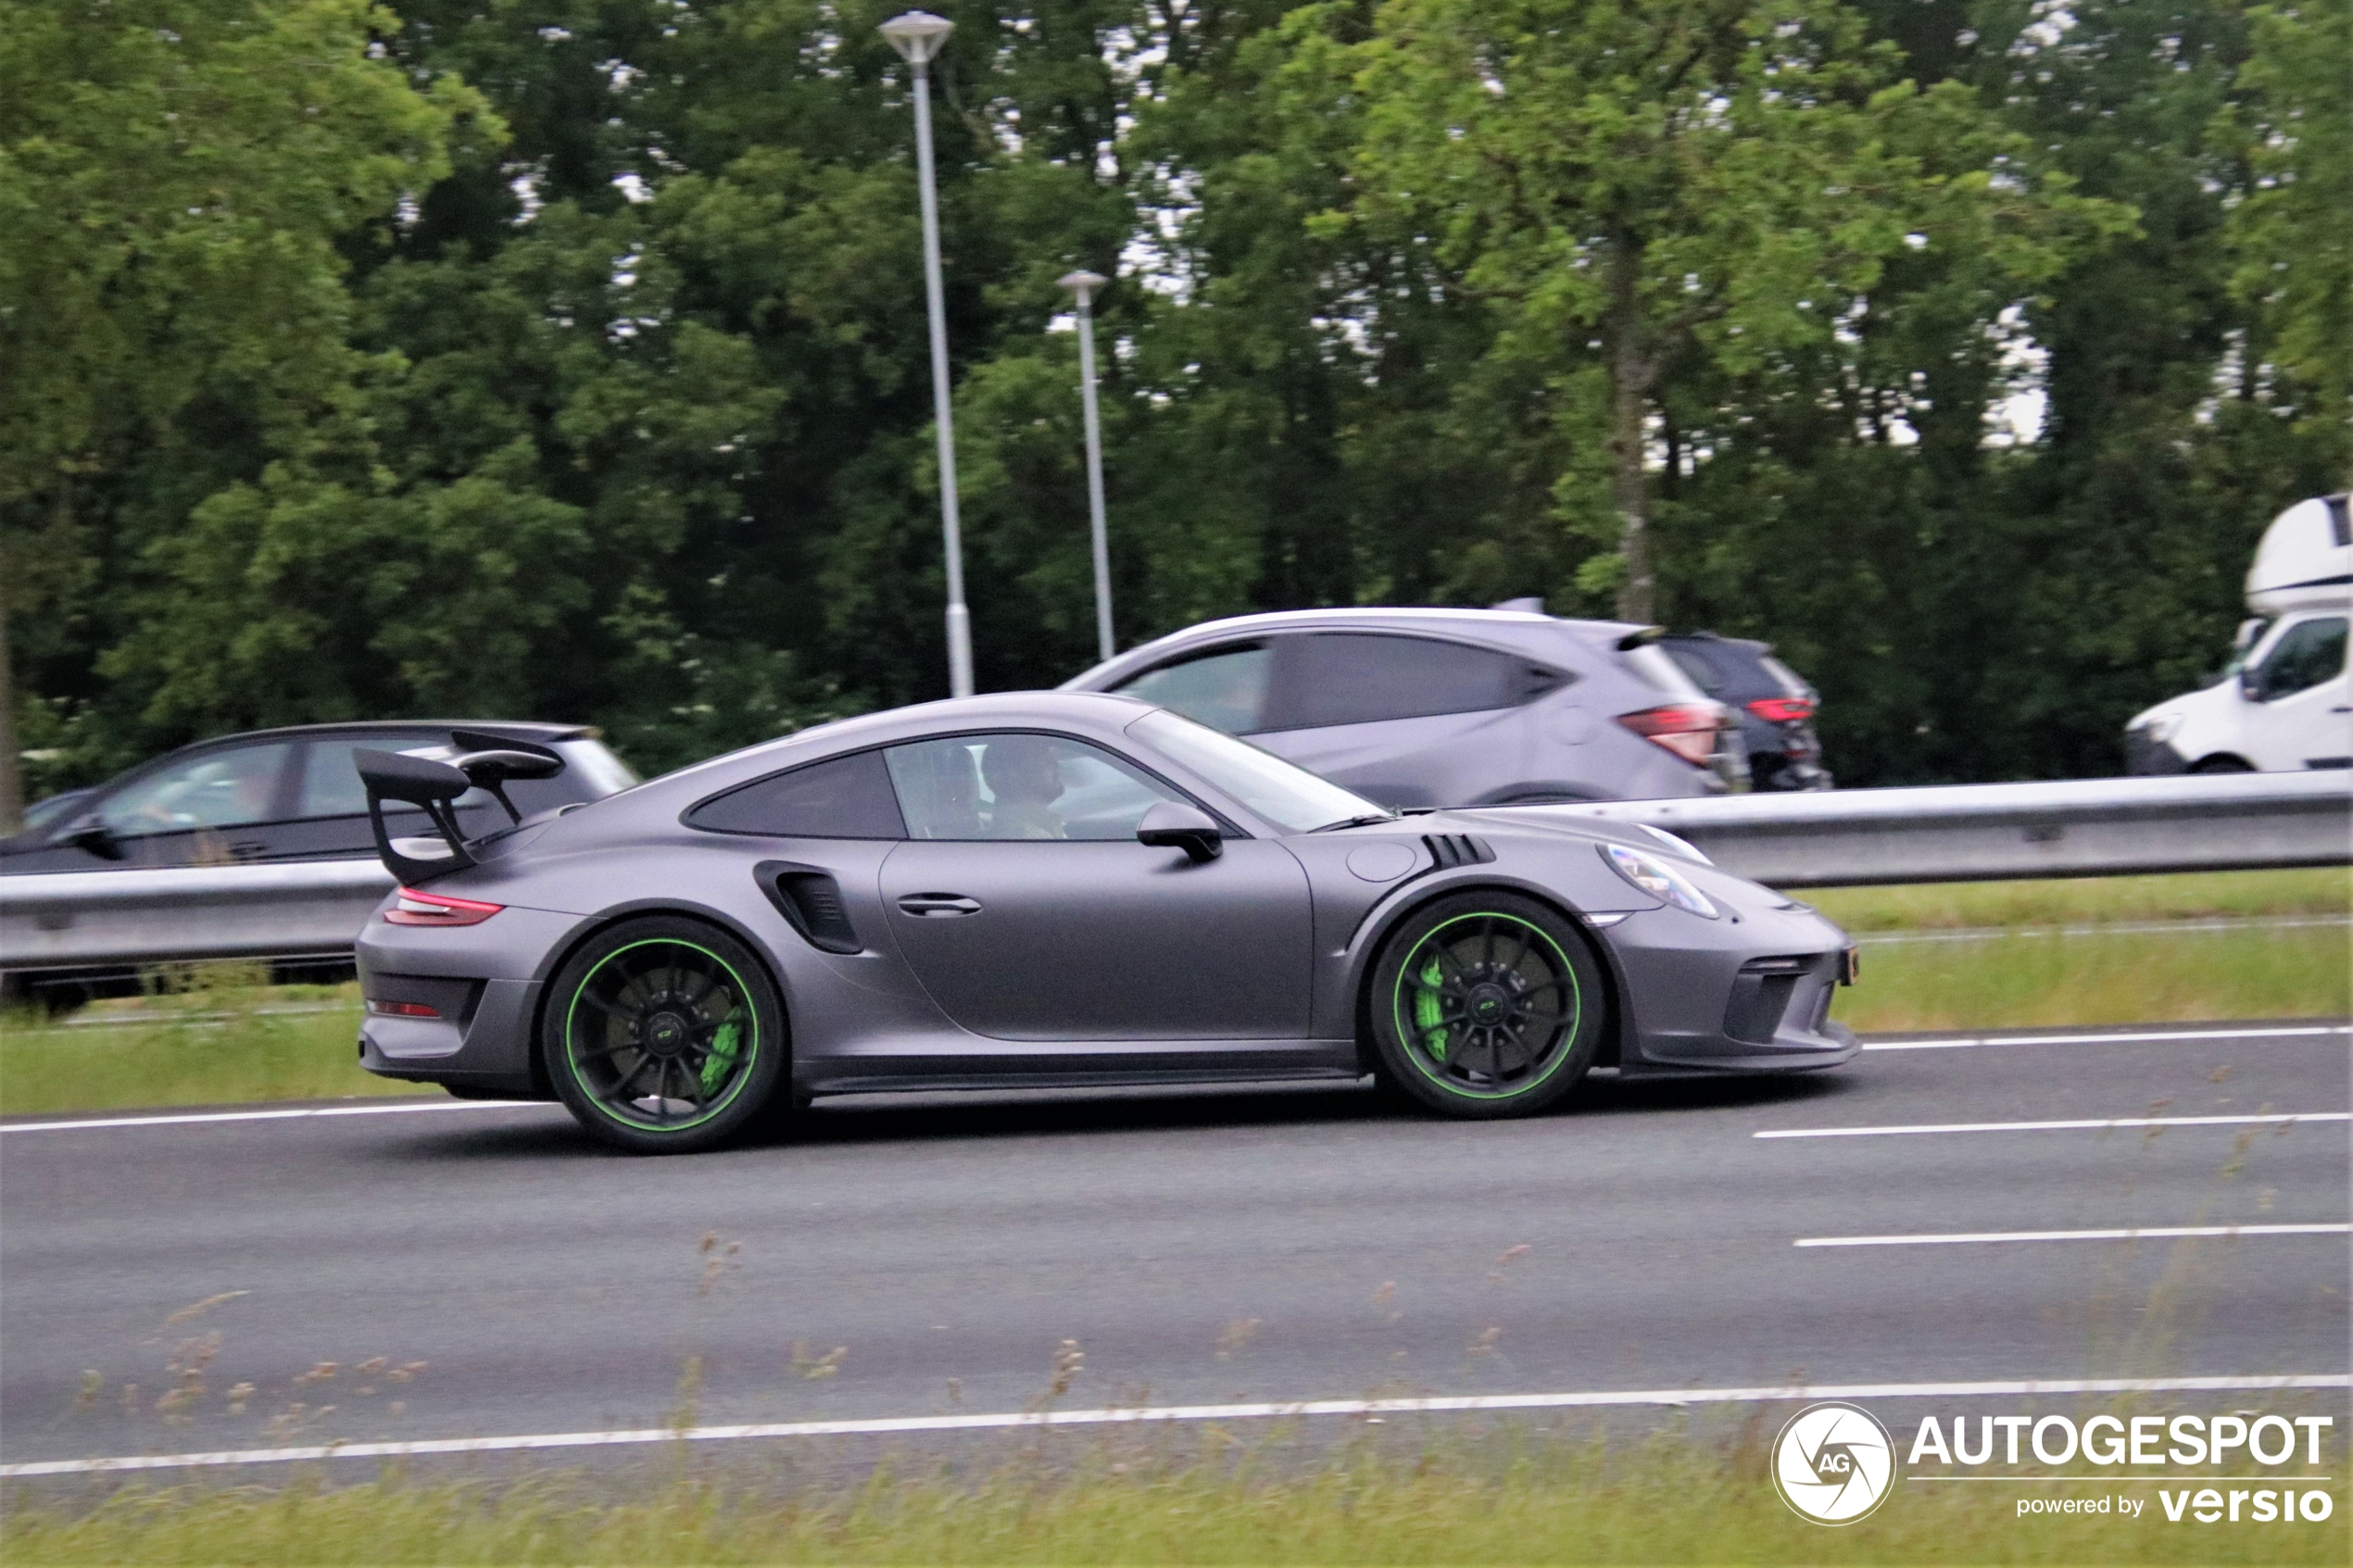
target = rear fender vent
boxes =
[755,861,862,954]
[1421,833,1495,870]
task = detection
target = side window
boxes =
[1663,645,1726,696]
[98,744,293,836]
[1113,644,1273,734]
[295,739,384,819]
[687,750,907,838]
[884,734,1185,841]
[1270,633,1558,731]
[2250,617,2348,701]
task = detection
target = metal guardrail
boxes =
[1,859,394,974]
[1521,769,2353,887]
[1,772,2346,973]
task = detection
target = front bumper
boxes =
[2124,728,2190,775]
[1603,901,1862,1074]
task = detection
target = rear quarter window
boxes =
[686,750,908,838]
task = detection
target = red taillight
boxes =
[1617,704,1726,767]
[1746,696,1816,723]
[367,999,442,1018]
[384,887,503,926]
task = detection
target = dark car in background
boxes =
[1657,633,1831,792]
[1062,608,1745,807]
[16,788,94,836]
[1,721,637,876]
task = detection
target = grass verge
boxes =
[1831,923,2350,1033]
[3,1433,2343,1566]
[1806,867,2349,932]
[0,970,402,1119]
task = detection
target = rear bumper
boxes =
[355,902,584,1098]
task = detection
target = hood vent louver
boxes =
[1421,833,1495,869]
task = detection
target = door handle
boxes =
[897,893,982,918]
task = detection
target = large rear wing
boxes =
[356,730,565,885]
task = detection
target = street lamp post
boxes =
[1057,270,1114,664]
[879,10,973,698]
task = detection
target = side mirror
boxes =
[2233,617,2267,655]
[60,814,123,860]
[1137,801,1222,863]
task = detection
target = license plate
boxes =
[1839,947,1861,986]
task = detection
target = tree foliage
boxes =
[6,0,2346,806]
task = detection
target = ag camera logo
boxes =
[1772,1401,1897,1524]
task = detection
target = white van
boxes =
[2125,495,2352,773]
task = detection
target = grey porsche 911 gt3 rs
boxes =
[353,693,1858,1153]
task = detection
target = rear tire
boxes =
[543,917,786,1154]
[1366,892,1604,1119]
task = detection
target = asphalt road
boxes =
[3,1021,2347,1469]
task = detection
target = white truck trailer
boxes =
[2125,494,2351,773]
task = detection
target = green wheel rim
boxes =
[1390,912,1581,1099]
[562,938,761,1132]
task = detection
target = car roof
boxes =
[1062,607,1658,687]
[644,691,1157,794]
[1661,631,1773,657]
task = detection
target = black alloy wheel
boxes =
[543,916,786,1153]
[1366,891,1605,1119]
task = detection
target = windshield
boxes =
[1129,709,1390,834]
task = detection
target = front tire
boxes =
[1367,892,1604,1119]
[543,917,786,1154]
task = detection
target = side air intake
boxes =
[755,861,862,954]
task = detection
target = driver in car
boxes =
[980,739,1069,839]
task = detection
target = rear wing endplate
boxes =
[357,733,566,885]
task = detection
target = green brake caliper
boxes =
[1414,954,1449,1060]
[699,1019,742,1094]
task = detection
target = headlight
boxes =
[1637,823,1714,866]
[2138,712,2183,745]
[1601,843,1719,918]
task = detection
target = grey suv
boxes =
[1061,608,1742,806]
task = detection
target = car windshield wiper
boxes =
[1310,813,1398,833]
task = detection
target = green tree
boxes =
[0,0,478,824]
[1335,0,2120,622]
[2220,0,2352,473]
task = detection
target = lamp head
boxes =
[879,10,954,65]
[1056,270,1109,299]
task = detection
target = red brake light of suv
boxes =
[1745,696,1816,723]
[384,887,503,926]
[1616,703,1728,767]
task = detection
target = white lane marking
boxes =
[0,1100,539,1135]
[1797,1223,2351,1248]
[1856,914,2352,946]
[1758,1112,2351,1140]
[3,1374,2345,1479]
[1864,1024,2352,1052]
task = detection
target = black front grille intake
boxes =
[1723,954,1821,1045]
[1422,833,1495,869]
[755,861,862,954]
